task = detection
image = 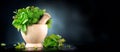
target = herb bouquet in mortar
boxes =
[12,6,51,51]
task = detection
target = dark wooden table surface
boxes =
[0,45,112,52]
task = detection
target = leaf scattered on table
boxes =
[0,43,6,47]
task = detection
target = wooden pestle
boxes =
[38,13,51,24]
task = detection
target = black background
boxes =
[0,0,113,51]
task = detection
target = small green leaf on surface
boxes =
[66,45,71,48]
[33,47,38,51]
[1,43,6,47]
[14,42,25,49]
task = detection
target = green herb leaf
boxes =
[14,42,25,49]
[1,43,6,47]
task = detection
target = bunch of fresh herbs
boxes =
[43,34,65,48]
[12,6,52,33]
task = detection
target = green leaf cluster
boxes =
[12,6,52,33]
[14,42,25,49]
[43,34,65,48]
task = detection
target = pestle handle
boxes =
[38,13,51,24]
